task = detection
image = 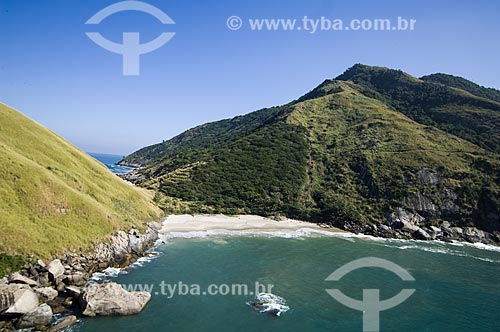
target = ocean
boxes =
[73,233,500,332]
[81,154,500,332]
[88,152,134,175]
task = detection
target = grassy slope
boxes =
[336,64,500,153]
[0,103,160,268]
[286,81,499,224]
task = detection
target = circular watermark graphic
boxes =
[227,15,243,30]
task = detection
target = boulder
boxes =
[65,285,81,298]
[450,227,464,235]
[0,321,14,331]
[63,273,87,286]
[37,272,51,287]
[413,228,432,240]
[0,284,39,315]
[46,260,65,280]
[388,207,424,232]
[34,287,59,302]
[46,298,65,314]
[47,315,77,332]
[16,303,53,329]
[62,297,73,308]
[0,277,7,285]
[8,272,40,287]
[79,282,151,316]
[429,225,442,234]
[36,260,46,269]
[463,227,486,242]
[440,221,451,229]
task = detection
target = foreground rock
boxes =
[46,259,65,280]
[0,284,39,315]
[7,272,39,287]
[79,282,151,316]
[0,223,160,330]
[16,303,53,329]
[34,287,58,302]
[47,315,77,332]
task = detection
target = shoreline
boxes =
[158,214,500,252]
[159,214,344,234]
[0,222,161,332]
[2,214,498,331]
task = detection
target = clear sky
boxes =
[1,0,499,155]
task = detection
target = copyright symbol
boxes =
[227,16,243,30]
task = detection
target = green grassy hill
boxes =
[421,73,500,104]
[0,103,159,275]
[121,65,500,233]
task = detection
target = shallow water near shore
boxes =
[76,234,500,332]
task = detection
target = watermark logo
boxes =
[85,1,175,76]
[325,257,415,332]
[226,16,416,33]
[226,16,243,30]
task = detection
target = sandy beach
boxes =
[159,214,344,234]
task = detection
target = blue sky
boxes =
[1,0,499,155]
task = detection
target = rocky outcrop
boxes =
[349,206,500,244]
[416,169,440,186]
[403,193,439,215]
[79,282,151,316]
[0,222,160,331]
[0,284,39,315]
[16,303,53,329]
[118,170,146,184]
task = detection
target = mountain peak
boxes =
[335,64,420,85]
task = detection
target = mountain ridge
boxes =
[120,64,500,238]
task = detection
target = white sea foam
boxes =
[90,267,125,283]
[129,251,161,268]
[379,243,500,263]
[159,227,349,241]
[160,226,500,259]
[248,293,290,316]
[89,252,161,282]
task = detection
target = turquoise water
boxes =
[88,152,134,175]
[77,234,500,332]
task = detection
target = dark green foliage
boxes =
[121,106,288,166]
[158,122,309,216]
[421,73,500,103]
[124,64,500,231]
[336,64,500,153]
[0,254,25,278]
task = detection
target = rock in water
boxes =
[79,282,151,316]
[248,293,290,316]
[0,284,39,315]
[16,303,53,329]
[47,315,77,332]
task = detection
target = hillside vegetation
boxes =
[121,65,500,233]
[0,103,159,275]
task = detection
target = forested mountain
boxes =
[121,65,500,233]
